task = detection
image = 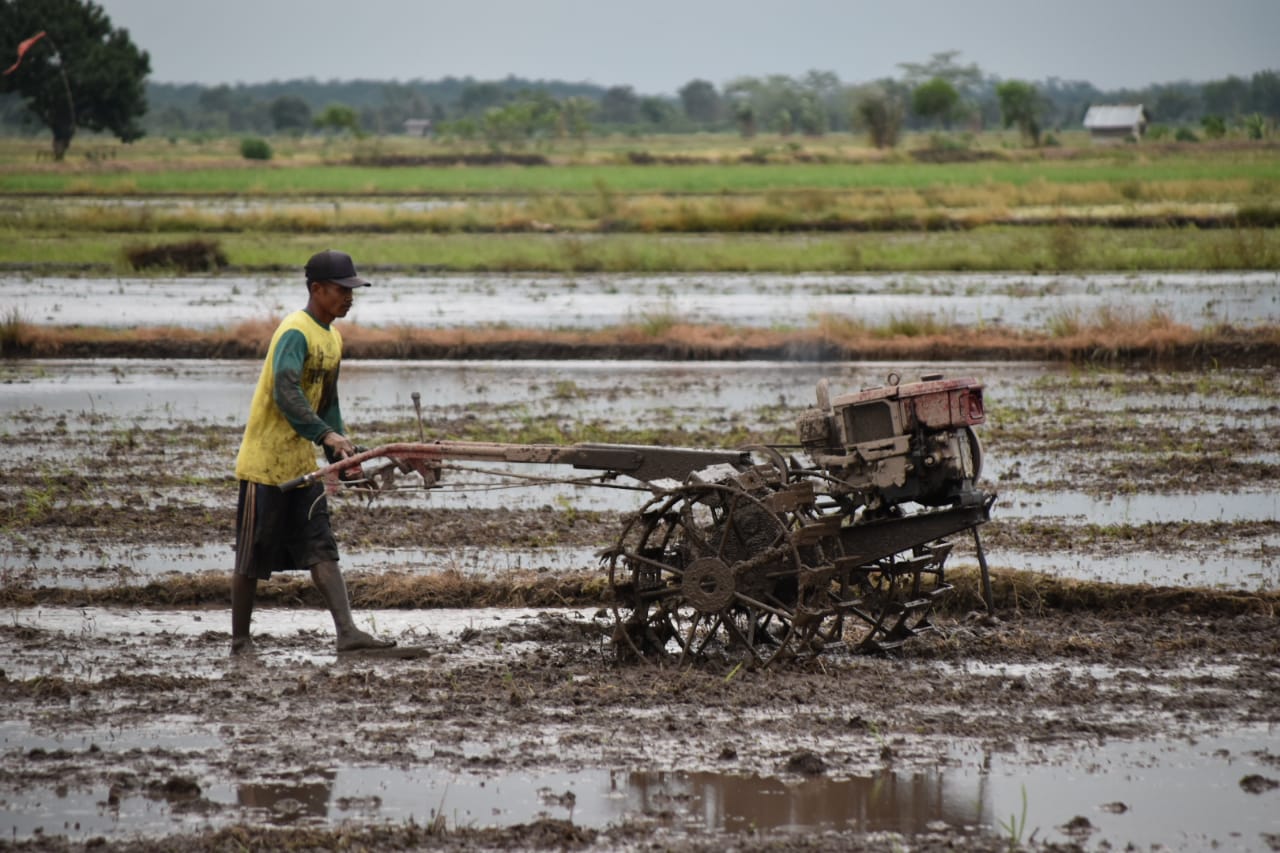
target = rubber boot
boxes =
[310,560,396,652]
[230,574,257,655]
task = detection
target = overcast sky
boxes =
[94,0,1278,94]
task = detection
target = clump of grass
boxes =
[814,313,871,341]
[557,237,604,272]
[551,379,584,400]
[0,307,28,356]
[239,137,273,161]
[1201,228,1280,269]
[124,239,228,272]
[632,306,682,338]
[874,312,952,338]
[1045,308,1082,339]
[1046,222,1084,270]
[1042,305,1192,358]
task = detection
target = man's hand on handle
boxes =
[322,431,356,460]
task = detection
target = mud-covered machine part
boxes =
[282,373,994,668]
[603,373,992,667]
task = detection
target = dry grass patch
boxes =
[943,566,1278,617]
[1044,306,1197,357]
[5,314,1274,364]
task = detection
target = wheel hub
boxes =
[682,557,736,612]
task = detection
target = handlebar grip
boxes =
[279,474,310,491]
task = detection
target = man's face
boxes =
[311,281,354,319]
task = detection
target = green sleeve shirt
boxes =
[234,310,348,485]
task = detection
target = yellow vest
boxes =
[234,310,344,485]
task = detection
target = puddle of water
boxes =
[978,734,1280,850]
[2,731,1275,849]
[5,534,1272,593]
[984,549,1279,591]
[1002,490,1280,524]
[6,605,560,639]
[0,358,997,427]
[12,272,1279,331]
[0,718,222,754]
[935,659,1244,682]
[0,542,604,587]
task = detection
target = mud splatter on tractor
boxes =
[286,373,994,667]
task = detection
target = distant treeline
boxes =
[2,54,1277,143]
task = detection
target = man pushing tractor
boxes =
[229,249,396,656]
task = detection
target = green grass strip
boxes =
[4,227,1277,273]
[3,156,1279,196]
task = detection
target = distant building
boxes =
[403,118,433,137]
[1083,105,1150,143]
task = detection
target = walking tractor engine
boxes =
[285,371,996,668]
[797,373,985,512]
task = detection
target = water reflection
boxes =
[5,733,1277,848]
[622,768,985,833]
[238,775,334,822]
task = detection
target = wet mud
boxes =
[2,358,1278,850]
[1,605,1277,851]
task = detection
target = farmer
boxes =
[230,249,395,655]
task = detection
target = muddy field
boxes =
[2,352,1279,851]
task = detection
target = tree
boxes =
[678,79,721,124]
[899,50,983,94]
[1249,70,1280,118]
[853,84,904,149]
[1201,115,1226,139]
[459,81,505,114]
[900,51,980,131]
[0,0,150,160]
[599,85,639,124]
[732,101,756,138]
[373,82,430,133]
[912,77,959,129]
[480,102,530,151]
[269,95,311,134]
[795,93,827,136]
[1151,86,1198,124]
[732,73,829,137]
[638,96,675,126]
[558,96,593,149]
[996,80,1042,146]
[1240,112,1268,140]
[801,70,847,132]
[314,103,360,135]
[1202,76,1249,117]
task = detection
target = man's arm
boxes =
[272,331,354,459]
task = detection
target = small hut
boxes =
[1083,105,1150,143]
[403,118,433,137]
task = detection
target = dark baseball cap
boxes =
[305,249,371,288]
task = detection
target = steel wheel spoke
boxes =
[677,612,703,665]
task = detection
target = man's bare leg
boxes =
[230,573,257,655]
[310,560,395,651]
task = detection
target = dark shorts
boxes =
[234,480,340,580]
